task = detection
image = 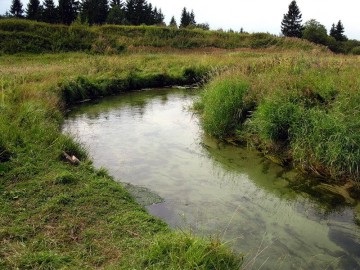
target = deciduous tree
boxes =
[302,19,328,45]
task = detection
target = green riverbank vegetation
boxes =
[197,53,360,187]
[0,25,359,267]
[0,52,246,268]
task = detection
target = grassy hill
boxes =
[0,18,324,54]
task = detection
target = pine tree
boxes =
[180,7,188,28]
[107,0,126,24]
[189,10,196,25]
[335,20,347,41]
[42,0,57,23]
[26,0,42,20]
[169,16,177,28]
[124,0,160,25]
[330,20,347,41]
[110,0,122,7]
[58,0,79,24]
[152,7,164,25]
[180,8,196,28]
[329,23,336,38]
[81,0,108,25]
[10,0,24,18]
[125,0,136,24]
[281,0,303,38]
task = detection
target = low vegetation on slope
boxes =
[0,18,324,54]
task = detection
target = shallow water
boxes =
[63,88,360,269]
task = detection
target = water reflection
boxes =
[63,88,360,269]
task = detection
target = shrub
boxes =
[351,46,360,55]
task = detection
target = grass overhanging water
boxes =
[0,21,360,268]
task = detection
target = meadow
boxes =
[1,20,360,268]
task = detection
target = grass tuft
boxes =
[199,74,251,138]
[144,232,243,269]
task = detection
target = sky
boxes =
[0,0,359,40]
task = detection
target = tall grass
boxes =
[144,232,243,269]
[199,74,252,138]
[197,53,360,183]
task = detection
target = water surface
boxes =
[63,88,360,269]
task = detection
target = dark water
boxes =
[63,88,360,269]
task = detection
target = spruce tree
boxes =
[81,0,109,25]
[189,10,196,25]
[125,0,136,24]
[110,0,122,7]
[26,0,42,20]
[58,0,79,24]
[335,20,347,41]
[42,0,57,23]
[281,0,303,38]
[152,7,164,25]
[180,7,190,28]
[169,16,177,28]
[329,23,336,38]
[10,0,24,18]
[330,20,347,41]
[107,0,126,24]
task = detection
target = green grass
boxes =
[0,18,324,54]
[198,74,252,138]
[1,45,359,268]
[0,51,244,269]
[197,53,360,184]
[143,233,243,269]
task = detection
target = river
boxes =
[63,88,360,269]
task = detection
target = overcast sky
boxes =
[1,0,359,39]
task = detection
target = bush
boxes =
[351,46,360,55]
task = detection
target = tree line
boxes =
[280,0,358,53]
[6,0,164,25]
[3,0,210,29]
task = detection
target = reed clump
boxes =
[197,54,360,183]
